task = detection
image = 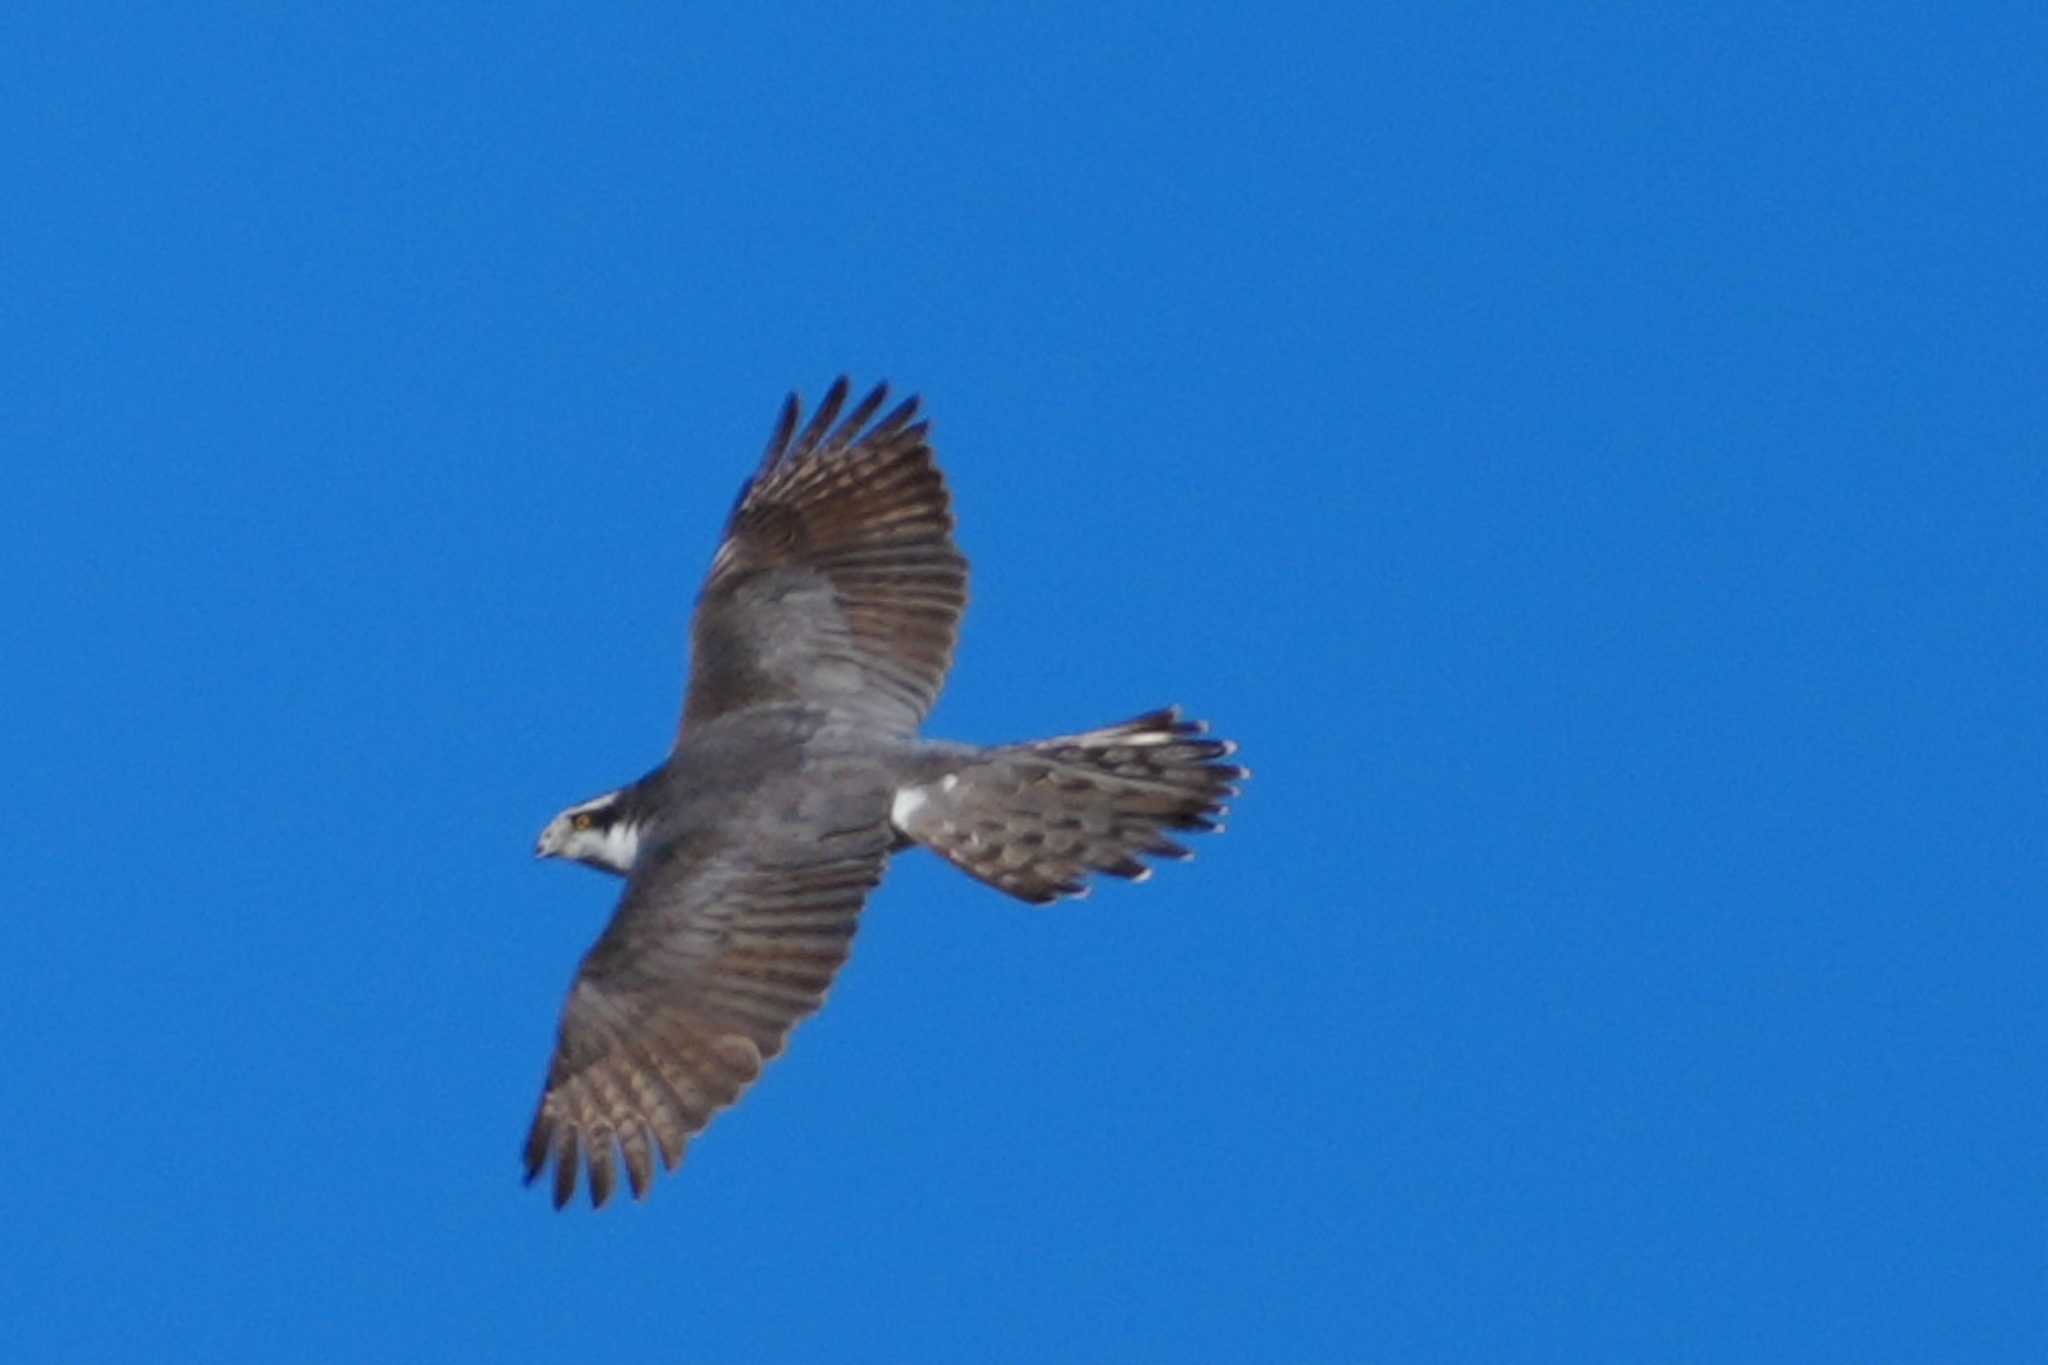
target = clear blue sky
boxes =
[6,4,2041,1361]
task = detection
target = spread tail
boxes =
[891,708,1247,904]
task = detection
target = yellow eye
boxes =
[571,813,592,831]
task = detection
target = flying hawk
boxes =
[526,379,1246,1208]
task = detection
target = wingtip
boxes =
[760,392,802,472]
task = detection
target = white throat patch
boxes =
[577,817,643,873]
[538,793,645,876]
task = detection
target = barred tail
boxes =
[891,708,1247,904]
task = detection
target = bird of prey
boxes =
[526,378,1246,1208]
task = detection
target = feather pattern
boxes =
[524,792,891,1208]
[891,708,1247,904]
[681,378,968,737]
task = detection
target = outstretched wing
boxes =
[680,378,968,738]
[523,786,893,1209]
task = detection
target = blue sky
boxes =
[5,3,2042,1360]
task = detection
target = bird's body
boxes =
[527,380,1245,1208]
[543,707,901,878]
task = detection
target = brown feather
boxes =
[524,803,891,1210]
[892,708,1245,905]
[681,380,968,736]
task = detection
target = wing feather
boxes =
[523,801,891,1209]
[680,379,968,736]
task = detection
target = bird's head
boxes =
[535,790,644,875]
